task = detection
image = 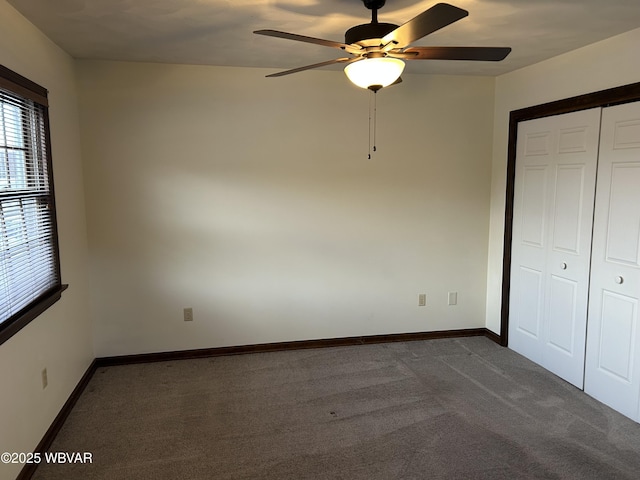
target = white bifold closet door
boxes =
[509,108,601,388]
[585,101,640,420]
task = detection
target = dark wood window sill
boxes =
[0,284,69,346]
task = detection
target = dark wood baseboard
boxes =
[483,328,501,344]
[96,328,500,366]
[19,328,499,479]
[17,359,97,480]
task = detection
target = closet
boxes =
[509,100,640,421]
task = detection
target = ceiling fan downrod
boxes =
[346,0,396,45]
[363,0,386,24]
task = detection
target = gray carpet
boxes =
[32,337,640,479]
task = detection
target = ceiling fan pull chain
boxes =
[368,90,372,159]
[367,89,378,159]
[373,90,377,153]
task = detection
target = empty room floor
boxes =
[32,337,640,479]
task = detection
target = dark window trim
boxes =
[0,65,48,106]
[0,64,67,346]
[0,284,68,346]
[499,81,640,347]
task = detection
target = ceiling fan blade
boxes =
[265,57,359,77]
[403,46,512,61]
[254,29,354,51]
[382,3,468,48]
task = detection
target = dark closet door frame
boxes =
[499,82,640,347]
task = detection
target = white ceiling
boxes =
[7,0,640,76]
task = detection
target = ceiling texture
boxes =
[7,0,640,76]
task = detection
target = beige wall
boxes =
[0,1,93,479]
[486,27,640,334]
[76,60,496,356]
[7,2,636,472]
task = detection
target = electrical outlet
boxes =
[41,368,48,389]
[448,292,458,306]
[418,294,427,306]
[183,307,193,322]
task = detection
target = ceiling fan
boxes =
[254,1,511,91]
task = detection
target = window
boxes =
[0,65,66,345]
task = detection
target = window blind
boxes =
[0,85,59,326]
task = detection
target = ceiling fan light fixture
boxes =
[344,57,405,90]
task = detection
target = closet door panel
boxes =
[510,108,601,388]
[545,164,585,357]
[598,291,637,381]
[513,266,544,341]
[520,166,549,248]
[605,165,640,265]
[547,275,578,355]
[541,109,600,387]
[585,101,640,421]
[509,120,553,363]
[551,165,585,254]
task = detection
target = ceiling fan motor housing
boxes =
[345,22,398,45]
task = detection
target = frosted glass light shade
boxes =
[344,57,405,89]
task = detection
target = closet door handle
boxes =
[615,276,624,284]
[560,262,567,270]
